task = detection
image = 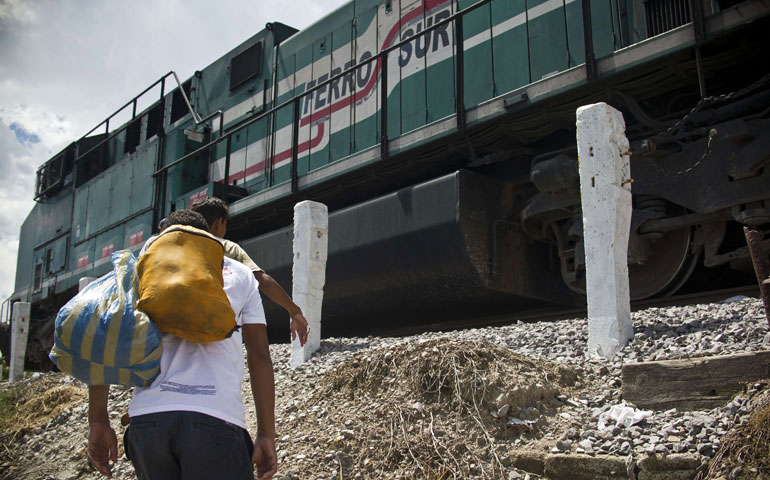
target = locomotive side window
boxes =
[44,249,53,274]
[34,147,75,201]
[124,117,141,155]
[146,102,163,140]
[170,80,193,124]
[229,42,263,91]
[33,263,42,292]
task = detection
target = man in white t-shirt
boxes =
[87,210,277,480]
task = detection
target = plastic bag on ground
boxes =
[598,401,653,430]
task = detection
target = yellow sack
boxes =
[136,225,236,343]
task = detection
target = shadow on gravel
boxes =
[316,340,375,356]
[634,315,752,341]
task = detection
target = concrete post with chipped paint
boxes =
[79,277,96,292]
[9,302,31,382]
[577,102,634,359]
[290,201,328,367]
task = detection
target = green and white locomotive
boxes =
[7,0,770,368]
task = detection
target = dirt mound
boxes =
[699,382,770,480]
[284,338,577,479]
[0,374,86,462]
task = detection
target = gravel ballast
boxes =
[1,296,768,479]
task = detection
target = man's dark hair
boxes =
[191,197,229,226]
[163,209,209,232]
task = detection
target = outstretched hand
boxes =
[253,435,277,479]
[88,421,118,477]
[290,311,310,346]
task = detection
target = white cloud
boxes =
[0,105,74,302]
[0,0,349,303]
[0,0,36,24]
[0,237,20,304]
[0,117,37,301]
[0,105,73,149]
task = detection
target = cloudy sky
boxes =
[0,0,348,303]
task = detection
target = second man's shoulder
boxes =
[221,238,244,257]
[220,239,263,274]
[223,256,254,278]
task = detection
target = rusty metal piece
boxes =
[743,227,770,325]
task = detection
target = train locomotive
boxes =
[4,0,770,369]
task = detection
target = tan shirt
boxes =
[221,239,262,273]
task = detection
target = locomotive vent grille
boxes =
[644,0,752,38]
[718,0,750,8]
[230,42,263,91]
[644,0,692,38]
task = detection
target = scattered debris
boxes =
[597,402,653,430]
[0,298,767,479]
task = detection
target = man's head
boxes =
[191,197,228,237]
[162,209,209,232]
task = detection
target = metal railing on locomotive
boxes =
[69,71,223,231]
[154,0,605,199]
[32,0,742,264]
[0,297,10,327]
[77,70,223,155]
[51,0,728,222]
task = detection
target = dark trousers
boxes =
[124,411,254,480]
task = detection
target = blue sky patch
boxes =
[9,122,40,146]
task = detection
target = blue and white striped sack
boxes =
[49,250,162,387]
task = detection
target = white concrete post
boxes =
[9,302,31,383]
[79,277,96,292]
[577,102,634,359]
[290,201,329,367]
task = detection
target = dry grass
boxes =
[286,338,577,479]
[0,374,86,462]
[699,382,770,480]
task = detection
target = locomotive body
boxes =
[6,0,770,367]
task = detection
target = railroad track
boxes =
[375,285,762,339]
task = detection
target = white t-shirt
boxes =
[128,257,266,428]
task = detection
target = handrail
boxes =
[1,296,11,326]
[170,71,201,124]
[153,0,494,180]
[75,71,223,166]
[80,72,172,140]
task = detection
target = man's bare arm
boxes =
[87,385,118,478]
[243,323,277,480]
[254,271,309,346]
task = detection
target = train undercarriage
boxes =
[239,21,770,338]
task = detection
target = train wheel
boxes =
[628,226,695,300]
